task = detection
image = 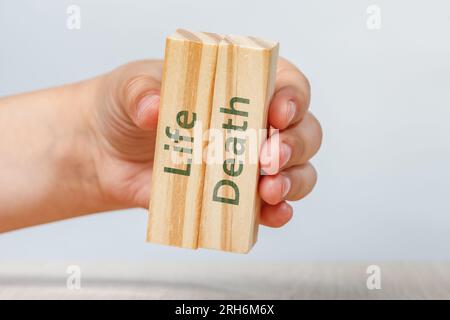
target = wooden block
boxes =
[147,29,222,249]
[198,35,279,253]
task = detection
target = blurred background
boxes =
[0,0,449,267]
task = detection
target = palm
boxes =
[99,154,155,208]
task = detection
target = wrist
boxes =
[0,78,117,232]
[52,77,117,216]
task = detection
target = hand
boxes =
[0,57,320,232]
[88,58,322,227]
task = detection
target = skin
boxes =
[0,57,322,233]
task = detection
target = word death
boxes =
[212,96,249,206]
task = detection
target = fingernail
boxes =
[287,100,296,124]
[281,174,291,198]
[137,95,160,121]
[259,139,273,167]
[280,143,292,168]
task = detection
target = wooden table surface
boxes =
[1,262,449,299]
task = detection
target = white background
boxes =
[0,0,449,263]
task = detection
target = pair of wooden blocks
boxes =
[147,29,279,253]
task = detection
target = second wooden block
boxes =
[199,36,279,253]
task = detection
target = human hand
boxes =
[87,58,322,227]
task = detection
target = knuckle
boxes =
[309,163,318,188]
[309,112,323,141]
[123,75,159,108]
[289,163,317,201]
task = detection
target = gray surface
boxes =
[1,262,450,299]
[0,0,449,264]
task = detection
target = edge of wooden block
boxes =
[224,34,279,50]
[170,29,223,46]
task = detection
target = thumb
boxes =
[113,60,163,130]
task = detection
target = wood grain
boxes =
[147,30,221,249]
[198,36,279,253]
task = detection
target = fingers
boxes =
[258,163,317,228]
[259,58,319,228]
[259,162,317,205]
[268,57,311,130]
[260,112,322,175]
[278,112,322,169]
[112,60,163,130]
[259,202,293,228]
